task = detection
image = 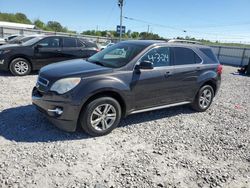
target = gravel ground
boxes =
[0,66,249,188]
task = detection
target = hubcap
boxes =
[90,104,117,131]
[199,89,212,109]
[14,61,29,74]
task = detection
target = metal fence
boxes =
[210,46,250,67]
[1,26,250,67]
[0,26,117,44]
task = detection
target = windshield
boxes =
[22,36,44,46]
[20,36,35,43]
[87,42,146,68]
[8,36,23,44]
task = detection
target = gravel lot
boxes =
[0,66,249,188]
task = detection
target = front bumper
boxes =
[32,87,81,132]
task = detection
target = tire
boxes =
[191,85,214,112]
[79,97,121,136]
[10,58,31,76]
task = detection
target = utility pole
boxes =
[146,25,150,38]
[118,0,124,41]
[147,25,150,34]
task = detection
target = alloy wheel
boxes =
[199,89,212,109]
[90,104,117,131]
[14,61,29,75]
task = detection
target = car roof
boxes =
[121,40,166,46]
[121,40,210,49]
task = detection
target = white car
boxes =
[0,38,5,45]
[0,34,20,45]
[100,41,114,50]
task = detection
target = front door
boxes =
[33,36,63,68]
[132,46,174,110]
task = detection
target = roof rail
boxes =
[168,39,202,45]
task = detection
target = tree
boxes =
[34,19,45,29]
[0,12,32,24]
[131,32,139,39]
[15,13,32,24]
[46,21,63,32]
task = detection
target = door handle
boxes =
[55,49,61,52]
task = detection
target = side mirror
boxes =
[137,61,154,70]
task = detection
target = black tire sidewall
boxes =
[80,97,121,136]
[195,85,214,112]
[10,58,31,76]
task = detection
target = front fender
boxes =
[73,75,132,111]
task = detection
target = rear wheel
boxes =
[80,97,121,136]
[191,85,214,112]
[10,58,31,76]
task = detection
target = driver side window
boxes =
[37,37,61,48]
[141,47,170,67]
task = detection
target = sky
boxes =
[0,0,250,43]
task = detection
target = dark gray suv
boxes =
[32,40,222,136]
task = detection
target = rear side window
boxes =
[200,48,217,62]
[173,47,201,65]
[77,39,86,47]
[37,37,61,48]
[63,37,77,47]
[86,41,98,48]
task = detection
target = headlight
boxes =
[50,78,81,94]
[0,50,11,55]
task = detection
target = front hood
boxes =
[0,43,22,50]
[39,59,112,81]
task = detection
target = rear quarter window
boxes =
[200,48,218,62]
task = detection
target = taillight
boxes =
[217,64,223,75]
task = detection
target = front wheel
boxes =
[191,85,214,112]
[79,97,121,136]
[10,58,31,76]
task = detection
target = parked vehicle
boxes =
[0,34,20,45]
[0,35,99,76]
[32,40,222,136]
[0,38,5,45]
[100,41,114,50]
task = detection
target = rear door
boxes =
[76,39,98,58]
[61,37,81,60]
[33,36,63,68]
[169,47,202,102]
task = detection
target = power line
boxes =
[184,21,250,29]
[123,16,186,32]
[123,16,250,38]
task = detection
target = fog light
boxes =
[48,107,63,115]
[0,60,4,65]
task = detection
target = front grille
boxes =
[38,76,49,87]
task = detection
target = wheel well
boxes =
[8,56,33,70]
[201,80,217,94]
[81,91,127,117]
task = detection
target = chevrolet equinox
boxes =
[32,40,222,136]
